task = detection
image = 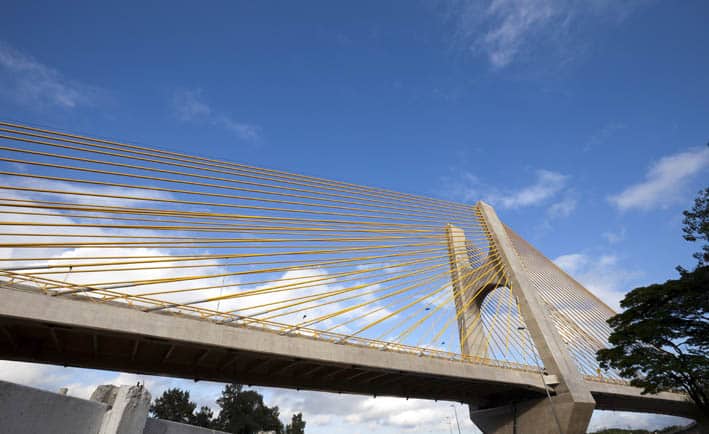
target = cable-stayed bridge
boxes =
[0,122,698,433]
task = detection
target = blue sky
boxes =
[1,0,708,432]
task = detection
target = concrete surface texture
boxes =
[446,224,505,359]
[93,385,152,434]
[0,380,107,434]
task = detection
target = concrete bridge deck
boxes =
[585,379,697,419]
[0,284,696,419]
[0,284,546,406]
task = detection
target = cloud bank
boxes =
[609,146,709,211]
[441,169,576,219]
[0,41,99,109]
[446,0,648,69]
[172,89,261,142]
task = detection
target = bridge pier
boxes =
[469,393,594,434]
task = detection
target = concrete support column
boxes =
[470,395,596,434]
[91,384,151,434]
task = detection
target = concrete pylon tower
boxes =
[445,224,505,360]
[447,202,596,434]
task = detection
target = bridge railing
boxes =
[583,375,631,386]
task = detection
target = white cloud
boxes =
[552,252,586,274]
[447,0,647,69]
[609,147,709,211]
[480,0,559,68]
[0,40,98,109]
[0,361,69,388]
[488,170,568,209]
[172,89,212,120]
[2,175,174,208]
[438,171,480,204]
[602,227,626,244]
[441,169,573,217]
[214,115,261,142]
[265,389,480,433]
[585,122,625,151]
[171,89,261,142]
[553,252,641,310]
[547,195,577,219]
[589,410,692,432]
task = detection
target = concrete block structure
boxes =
[0,380,108,434]
[92,385,152,434]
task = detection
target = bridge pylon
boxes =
[447,202,596,433]
[445,223,505,360]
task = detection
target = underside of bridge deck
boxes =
[0,315,543,405]
[587,382,699,419]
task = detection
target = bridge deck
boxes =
[0,284,545,406]
[0,286,694,417]
[0,284,694,418]
[584,378,696,419]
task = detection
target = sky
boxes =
[1,0,708,432]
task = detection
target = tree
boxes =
[150,388,197,424]
[215,383,285,434]
[149,383,302,433]
[597,267,708,411]
[682,187,709,266]
[285,412,306,434]
[150,388,216,428]
[192,406,215,428]
[597,188,709,416]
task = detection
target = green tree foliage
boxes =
[150,384,301,433]
[682,187,709,266]
[597,188,709,415]
[150,388,197,424]
[597,267,708,411]
[192,406,215,428]
[285,412,306,434]
[150,388,218,428]
[214,383,285,434]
